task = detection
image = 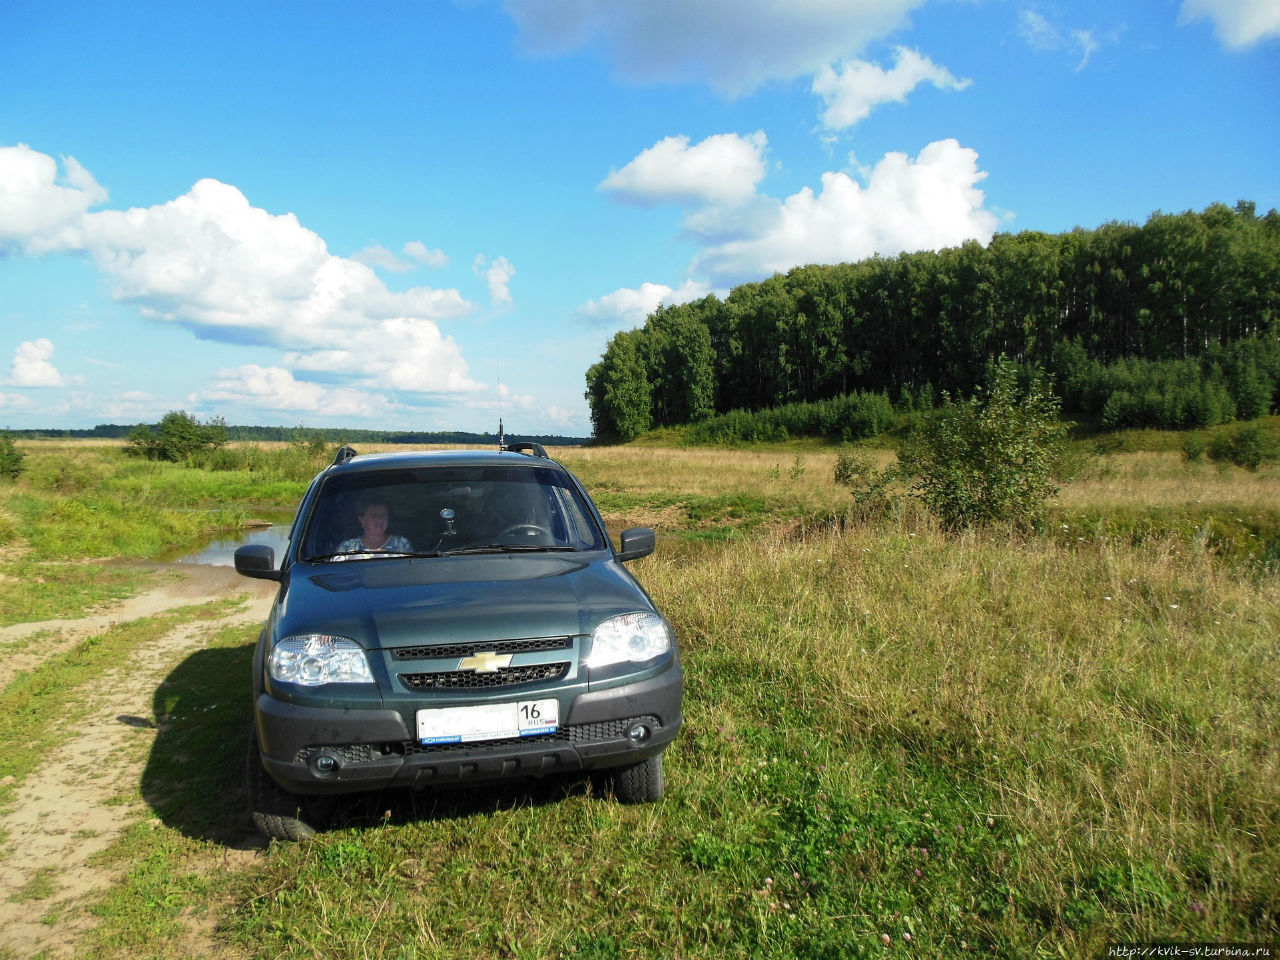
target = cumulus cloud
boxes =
[1180,0,1280,47]
[692,139,999,285]
[813,47,971,130]
[0,145,482,400]
[600,132,768,206]
[8,338,65,387]
[1017,9,1102,70]
[504,0,927,96]
[402,241,449,268]
[577,280,713,328]
[200,364,399,418]
[0,144,107,252]
[353,241,450,272]
[0,392,33,411]
[284,317,483,393]
[473,254,516,306]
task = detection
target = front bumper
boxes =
[254,664,683,795]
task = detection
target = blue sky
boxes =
[2,0,1277,436]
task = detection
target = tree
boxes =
[584,331,653,442]
[897,359,1068,530]
[0,432,25,481]
[127,411,228,462]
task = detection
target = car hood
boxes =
[273,553,654,649]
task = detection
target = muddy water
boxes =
[169,519,293,567]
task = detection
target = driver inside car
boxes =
[336,498,413,554]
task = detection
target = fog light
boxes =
[311,752,340,777]
[626,723,650,744]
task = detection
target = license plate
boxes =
[417,699,559,745]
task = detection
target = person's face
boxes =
[359,504,389,538]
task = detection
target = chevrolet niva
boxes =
[235,443,682,840]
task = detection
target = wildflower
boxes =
[881,933,892,945]
[904,932,912,942]
[986,817,995,827]
[765,877,773,886]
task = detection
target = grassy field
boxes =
[0,437,1276,958]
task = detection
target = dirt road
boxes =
[0,564,278,960]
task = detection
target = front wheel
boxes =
[610,754,665,804]
[247,726,330,841]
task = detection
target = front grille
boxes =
[404,715,662,754]
[393,636,572,661]
[400,662,569,690]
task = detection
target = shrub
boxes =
[896,359,1068,530]
[1207,424,1276,470]
[127,411,228,463]
[0,432,25,481]
[831,449,899,521]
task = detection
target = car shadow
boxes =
[139,643,604,846]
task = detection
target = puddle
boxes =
[170,522,292,567]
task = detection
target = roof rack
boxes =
[503,441,548,459]
[333,445,358,465]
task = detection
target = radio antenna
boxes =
[496,355,505,451]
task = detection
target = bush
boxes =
[1207,424,1276,470]
[897,359,1068,530]
[127,411,228,463]
[0,433,25,481]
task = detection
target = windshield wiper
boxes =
[307,550,442,562]
[441,544,577,556]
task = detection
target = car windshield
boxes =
[299,464,607,561]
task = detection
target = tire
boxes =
[246,726,327,841]
[611,754,665,804]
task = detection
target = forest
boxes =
[585,202,1280,441]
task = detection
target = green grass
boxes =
[0,561,150,627]
[1,439,1276,958]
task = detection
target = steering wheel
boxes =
[499,523,552,538]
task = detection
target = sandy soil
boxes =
[0,563,278,960]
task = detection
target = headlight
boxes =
[587,612,671,669]
[269,635,374,685]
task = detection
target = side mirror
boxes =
[615,527,655,562]
[234,544,282,581]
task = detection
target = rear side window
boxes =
[301,465,606,559]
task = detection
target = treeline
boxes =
[585,201,1280,440]
[9,424,589,446]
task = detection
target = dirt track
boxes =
[0,564,278,960]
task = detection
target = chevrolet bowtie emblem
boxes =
[458,651,513,673]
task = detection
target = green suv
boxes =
[235,444,682,840]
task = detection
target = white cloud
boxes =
[1180,0,1280,47]
[0,392,33,411]
[577,280,713,328]
[542,404,578,428]
[473,254,515,306]
[403,241,449,268]
[692,139,999,284]
[0,145,107,252]
[813,47,971,130]
[352,244,416,273]
[1016,9,1102,70]
[600,132,768,206]
[505,0,927,96]
[353,241,450,272]
[200,364,397,418]
[284,317,484,393]
[0,145,481,400]
[8,339,65,388]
